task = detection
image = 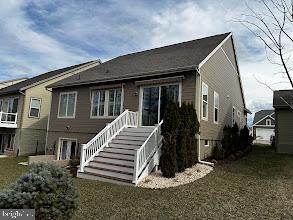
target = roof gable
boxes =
[253,110,275,125]
[0,61,97,95]
[49,32,231,88]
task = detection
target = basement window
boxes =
[204,140,209,147]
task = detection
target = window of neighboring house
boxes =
[58,92,77,118]
[202,82,208,121]
[266,119,272,126]
[91,88,122,117]
[29,98,41,118]
[204,140,209,147]
[232,106,236,126]
[0,99,2,111]
[1,134,15,150]
[1,98,19,122]
[214,91,219,124]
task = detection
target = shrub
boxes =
[231,123,240,152]
[160,102,180,177]
[240,125,252,149]
[212,144,225,160]
[0,163,79,220]
[160,136,177,178]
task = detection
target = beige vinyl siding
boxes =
[275,109,293,154]
[199,37,246,158]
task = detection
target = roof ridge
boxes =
[115,32,231,60]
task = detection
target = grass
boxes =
[1,145,293,219]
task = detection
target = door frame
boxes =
[57,137,78,160]
[138,82,182,127]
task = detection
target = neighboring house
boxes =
[0,78,28,89]
[252,110,275,144]
[273,90,293,154]
[0,60,101,156]
[46,32,249,185]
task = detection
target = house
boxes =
[0,78,28,89]
[252,110,275,144]
[46,32,249,185]
[0,60,100,156]
[273,90,293,154]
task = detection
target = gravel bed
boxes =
[139,163,213,189]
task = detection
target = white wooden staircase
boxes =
[77,110,163,186]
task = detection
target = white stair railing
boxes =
[79,109,138,172]
[133,120,163,184]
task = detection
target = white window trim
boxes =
[213,91,219,124]
[1,133,15,150]
[138,82,182,127]
[57,91,77,119]
[201,82,208,121]
[266,119,272,126]
[204,140,209,147]
[237,110,241,127]
[90,88,124,119]
[57,137,78,160]
[232,106,236,126]
[29,97,42,118]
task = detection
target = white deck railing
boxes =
[79,110,138,172]
[0,112,18,125]
[133,120,163,184]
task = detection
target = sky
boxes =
[0,0,292,125]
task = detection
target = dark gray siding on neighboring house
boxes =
[255,115,275,126]
[46,71,196,154]
[275,109,293,154]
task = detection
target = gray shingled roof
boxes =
[273,90,293,109]
[0,61,95,95]
[49,32,231,88]
[253,110,274,125]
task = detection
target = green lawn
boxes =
[1,145,293,219]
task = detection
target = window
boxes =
[0,99,2,111]
[237,110,241,127]
[202,82,208,121]
[204,140,209,147]
[214,91,219,124]
[91,88,122,117]
[58,92,77,118]
[0,134,15,151]
[266,119,272,126]
[59,138,78,160]
[232,107,236,126]
[29,98,41,118]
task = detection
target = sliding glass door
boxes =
[141,84,180,126]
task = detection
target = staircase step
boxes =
[111,139,145,146]
[99,152,134,161]
[89,161,134,173]
[77,172,134,186]
[124,127,154,133]
[116,135,147,141]
[84,166,133,181]
[120,131,150,137]
[94,156,134,167]
[109,143,140,150]
[103,147,135,155]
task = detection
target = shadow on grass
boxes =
[218,144,293,179]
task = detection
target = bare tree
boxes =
[238,0,293,88]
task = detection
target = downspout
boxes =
[195,67,214,167]
[45,88,52,155]
[17,90,26,156]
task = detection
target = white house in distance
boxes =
[252,110,275,144]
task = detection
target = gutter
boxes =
[196,67,214,167]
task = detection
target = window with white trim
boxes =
[58,92,77,118]
[29,98,41,118]
[202,82,208,120]
[91,88,122,117]
[204,140,209,147]
[214,91,219,124]
[266,119,272,126]
[232,106,236,126]
[237,110,241,127]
